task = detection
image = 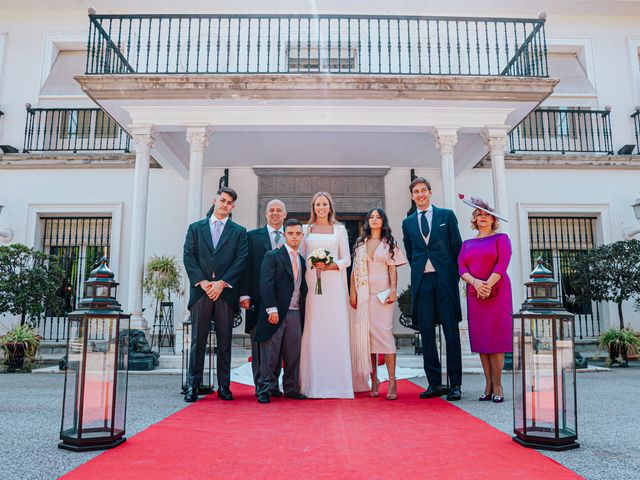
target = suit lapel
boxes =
[199,219,215,255]
[215,219,234,252]
[278,246,294,279]
[428,207,442,247]
[259,226,271,252]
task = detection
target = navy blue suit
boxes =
[402,206,463,386]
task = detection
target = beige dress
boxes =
[367,240,407,354]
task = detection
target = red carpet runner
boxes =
[61,381,582,480]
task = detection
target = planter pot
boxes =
[608,344,629,367]
[3,342,27,372]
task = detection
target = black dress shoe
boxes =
[184,387,198,403]
[285,392,307,400]
[419,385,444,399]
[271,389,284,397]
[257,392,270,404]
[446,385,462,401]
[217,386,234,401]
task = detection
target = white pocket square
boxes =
[439,223,446,226]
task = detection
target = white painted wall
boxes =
[1,1,640,334]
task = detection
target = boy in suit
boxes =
[255,219,308,403]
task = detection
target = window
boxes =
[288,46,358,72]
[528,216,601,339]
[59,110,118,139]
[38,216,112,341]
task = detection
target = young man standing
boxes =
[401,178,463,401]
[254,219,308,404]
[183,187,248,402]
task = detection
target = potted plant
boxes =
[143,255,183,351]
[598,328,640,367]
[0,323,41,372]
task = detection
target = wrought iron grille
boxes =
[39,217,112,341]
[509,108,614,154]
[86,13,548,77]
[528,216,601,339]
[632,109,640,155]
[23,107,131,153]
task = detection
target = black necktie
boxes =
[420,210,430,238]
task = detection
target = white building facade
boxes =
[1,0,640,351]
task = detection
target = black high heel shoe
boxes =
[479,392,493,401]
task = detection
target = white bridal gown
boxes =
[299,224,354,398]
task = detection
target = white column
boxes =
[186,126,211,223]
[433,126,459,210]
[127,125,155,330]
[482,126,510,230]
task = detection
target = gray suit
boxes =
[256,246,307,396]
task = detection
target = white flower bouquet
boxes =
[308,248,334,295]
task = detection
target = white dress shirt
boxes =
[416,205,436,273]
[200,214,232,289]
[266,223,284,249]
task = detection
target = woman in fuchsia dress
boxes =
[457,195,512,404]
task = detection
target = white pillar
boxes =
[482,126,511,230]
[186,126,211,223]
[433,126,459,210]
[127,125,155,330]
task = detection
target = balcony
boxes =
[86,13,548,77]
[509,108,614,155]
[23,107,130,153]
[633,108,640,155]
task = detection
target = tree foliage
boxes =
[0,244,65,325]
[571,240,640,330]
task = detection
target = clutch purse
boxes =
[376,289,391,304]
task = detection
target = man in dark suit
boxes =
[402,177,463,401]
[254,219,308,404]
[183,186,248,402]
[239,199,287,391]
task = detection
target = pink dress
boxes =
[457,233,513,354]
[367,240,407,354]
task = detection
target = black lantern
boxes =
[181,319,215,395]
[59,257,130,452]
[512,258,579,451]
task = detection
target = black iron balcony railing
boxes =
[86,13,548,77]
[23,107,131,153]
[509,108,614,155]
[632,108,640,154]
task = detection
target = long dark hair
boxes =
[353,208,398,260]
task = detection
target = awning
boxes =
[547,52,596,95]
[40,50,86,96]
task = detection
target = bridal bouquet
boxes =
[308,248,334,295]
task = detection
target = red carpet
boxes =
[61,381,582,480]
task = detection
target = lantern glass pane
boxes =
[512,316,525,434]
[85,286,94,298]
[525,317,557,438]
[534,286,547,297]
[556,318,577,438]
[95,285,109,297]
[114,316,130,434]
[61,316,84,439]
[181,321,215,393]
[110,286,117,298]
[76,316,118,440]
